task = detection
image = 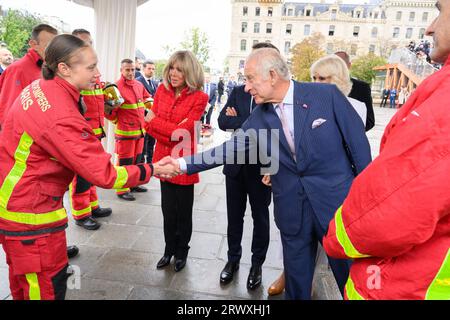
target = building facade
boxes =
[227,0,438,78]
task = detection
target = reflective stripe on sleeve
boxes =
[113,166,128,189]
[335,206,371,259]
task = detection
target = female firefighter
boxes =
[0,34,176,300]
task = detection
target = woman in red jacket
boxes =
[145,51,208,272]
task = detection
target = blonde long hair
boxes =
[310,55,353,96]
[163,50,204,92]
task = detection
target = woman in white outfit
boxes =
[310,54,367,126]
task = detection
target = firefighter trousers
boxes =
[69,175,99,221]
[2,230,70,300]
[115,138,144,195]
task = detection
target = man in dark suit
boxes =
[161,48,372,299]
[335,51,375,131]
[0,48,13,76]
[217,85,272,290]
[202,73,218,125]
[136,60,159,163]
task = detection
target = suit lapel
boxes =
[293,82,312,158]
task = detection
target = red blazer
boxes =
[146,84,208,185]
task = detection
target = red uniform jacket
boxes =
[0,49,42,125]
[145,84,208,186]
[323,55,450,300]
[0,77,153,236]
[106,76,150,140]
[82,82,106,139]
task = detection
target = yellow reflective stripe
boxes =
[345,276,365,300]
[0,132,33,208]
[426,249,450,300]
[0,206,67,226]
[115,128,146,136]
[335,206,371,259]
[92,128,103,135]
[71,206,92,217]
[81,89,104,96]
[90,200,99,209]
[120,103,145,110]
[113,166,128,189]
[26,273,41,300]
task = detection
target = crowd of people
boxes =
[0,0,449,301]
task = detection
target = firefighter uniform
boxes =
[0,49,42,127]
[0,77,153,300]
[69,84,108,221]
[106,75,150,195]
[323,55,450,300]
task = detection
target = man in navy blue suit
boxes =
[136,60,159,163]
[161,48,372,299]
[202,73,218,125]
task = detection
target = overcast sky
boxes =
[0,0,377,70]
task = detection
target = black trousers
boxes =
[225,165,271,266]
[160,181,195,259]
[143,134,155,163]
[380,96,389,108]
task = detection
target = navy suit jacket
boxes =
[218,85,257,177]
[185,81,372,235]
[136,76,158,96]
[205,82,217,106]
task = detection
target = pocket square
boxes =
[312,119,327,129]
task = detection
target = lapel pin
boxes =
[302,104,308,109]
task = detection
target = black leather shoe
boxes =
[75,217,101,230]
[174,258,187,272]
[131,186,148,193]
[118,192,136,201]
[67,246,79,259]
[247,265,262,290]
[220,261,240,284]
[92,207,112,218]
[157,255,172,269]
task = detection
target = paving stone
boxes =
[67,245,110,277]
[66,278,134,300]
[0,267,10,300]
[86,249,175,288]
[169,258,284,300]
[85,224,148,249]
[128,286,239,300]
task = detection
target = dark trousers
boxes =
[160,181,195,260]
[204,105,214,125]
[143,133,155,163]
[225,165,271,267]
[281,197,350,300]
[380,96,388,108]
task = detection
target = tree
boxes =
[180,27,210,68]
[351,53,388,84]
[291,33,326,82]
[154,60,167,80]
[0,9,43,58]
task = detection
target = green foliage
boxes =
[180,27,210,68]
[0,9,43,58]
[154,60,167,80]
[351,53,388,84]
[291,33,326,82]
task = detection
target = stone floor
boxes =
[0,106,397,300]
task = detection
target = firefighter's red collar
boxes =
[54,77,81,103]
[27,49,42,64]
[445,55,450,67]
[120,75,137,86]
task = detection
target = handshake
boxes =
[152,156,183,179]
